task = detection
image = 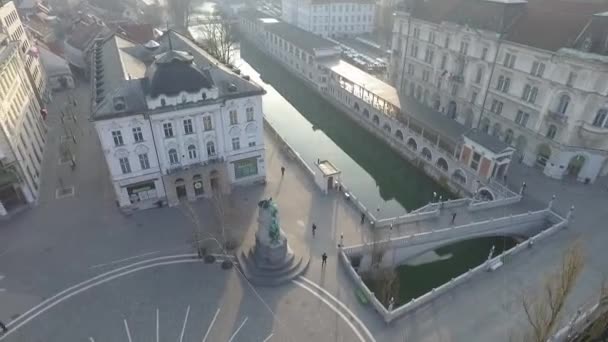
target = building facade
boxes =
[390,0,608,183]
[92,31,266,210]
[281,0,376,37]
[0,1,48,105]
[240,10,515,198]
[0,37,47,215]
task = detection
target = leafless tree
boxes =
[521,241,584,342]
[197,22,235,65]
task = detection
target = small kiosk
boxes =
[314,160,341,194]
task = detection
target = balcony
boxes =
[546,110,569,125]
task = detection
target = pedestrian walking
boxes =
[360,212,365,224]
[0,320,7,334]
[322,252,327,267]
[503,174,507,184]
[281,166,285,176]
[451,212,457,224]
[338,233,344,247]
[312,223,317,236]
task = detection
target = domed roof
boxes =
[145,50,213,98]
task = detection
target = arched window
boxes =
[188,144,197,159]
[373,115,380,125]
[592,108,608,128]
[546,125,557,139]
[168,148,179,164]
[206,141,216,156]
[363,108,370,118]
[557,94,570,114]
[354,102,360,111]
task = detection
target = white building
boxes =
[0,0,48,105]
[0,35,47,216]
[92,31,267,210]
[281,0,376,37]
[390,0,608,183]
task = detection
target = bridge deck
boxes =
[369,197,542,242]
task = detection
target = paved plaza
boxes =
[0,82,607,341]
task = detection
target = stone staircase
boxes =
[237,244,310,287]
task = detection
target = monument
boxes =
[237,198,310,286]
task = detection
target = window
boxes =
[206,141,216,156]
[503,53,516,68]
[444,35,450,48]
[471,91,478,104]
[168,149,179,164]
[410,43,418,58]
[424,47,434,64]
[429,31,435,44]
[232,137,240,150]
[422,70,430,82]
[139,153,150,170]
[592,109,608,128]
[203,116,213,131]
[163,123,173,137]
[248,139,256,147]
[183,119,193,134]
[459,41,469,55]
[515,110,530,127]
[106,129,124,147]
[531,61,545,77]
[496,75,510,92]
[451,84,458,96]
[481,47,488,61]
[188,145,197,159]
[229,110,238,125]
[246,107,254,121]
[490,99,503,115]
[132,127,143,142]
[557,94,570,114]
[407,63,415,75]
[470,152,481,171]
[567,72,577,87]
[234,157,259,179]
[546,125,557,139]
[440,55,447,69]
[119,157,131,174]
[475,67,483,84]
[413,27,420,38]
[521,84,538,103]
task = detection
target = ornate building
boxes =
[92,31,266,210]
[390,0,608,182]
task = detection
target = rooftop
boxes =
[399,95,467,142]
[92,30,265,120]
[464,129,512,154]
[323,59,400,108]
[405,0,608,52]
[317,160,341,176]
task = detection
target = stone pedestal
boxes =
[237,198,309,286]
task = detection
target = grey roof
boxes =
[399,95,467,142]
[239,9,337,53]
[464,129,512,154]
[265,22,337,53]
[144,50,214,97]
[92,30,265,120]
[38,46,71,78]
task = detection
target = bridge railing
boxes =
[340,208,571,323]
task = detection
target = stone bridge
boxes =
[345,208,566,271]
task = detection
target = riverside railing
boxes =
[340,208,570,323]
